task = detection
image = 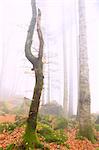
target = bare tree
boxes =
[23,0,44,148]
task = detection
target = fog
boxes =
[0,0,99,114]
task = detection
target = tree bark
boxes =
[23,0,44,148]
[25,0,37,67]
[78,0,95,142]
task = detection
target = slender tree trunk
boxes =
[68,8,73,118]
[68,57,73,117]
[62,1,68,118]
[63,35,68,118]
[24,61,44,148]
[47,39,51,104]
[22,0,44,148]
[78,0,95,142]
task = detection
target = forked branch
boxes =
[25,1,44,68]
[25,0,37,65]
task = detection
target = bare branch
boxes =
[25,0,37,65]
[37,8,44,59]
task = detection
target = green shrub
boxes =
[53,117,68,130]
[37,123,68,145]
[55,129,68,144]
[0,124,6,133]
[38,115,52,127]
[95,124,99,131]
[75,133,85,140]
[38,124,53,135]
[0,123,17,133]
[38,115,68,130]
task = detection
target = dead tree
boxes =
[23,0,44,148]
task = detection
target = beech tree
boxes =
[22,0,44,148]
[78,0,95,142]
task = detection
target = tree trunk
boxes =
[68,8,73,118]
[78,0,95,142]
[62,1,68,118]
[68,62,73,117]
[23,0,44,148]
[24,61,44,149]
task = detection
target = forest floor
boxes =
[0,127,99,150]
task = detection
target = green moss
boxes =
[6,144,15,150]
[23,125,43,149]
[78,125,96,143]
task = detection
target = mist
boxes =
[0,0,99,114]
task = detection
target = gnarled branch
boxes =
[25,0,44,71]
[25,0,37,65]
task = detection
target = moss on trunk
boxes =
[78,124,95,143]
[22,61,44,149]
[23,127,39,149]
[24,2,44,148]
